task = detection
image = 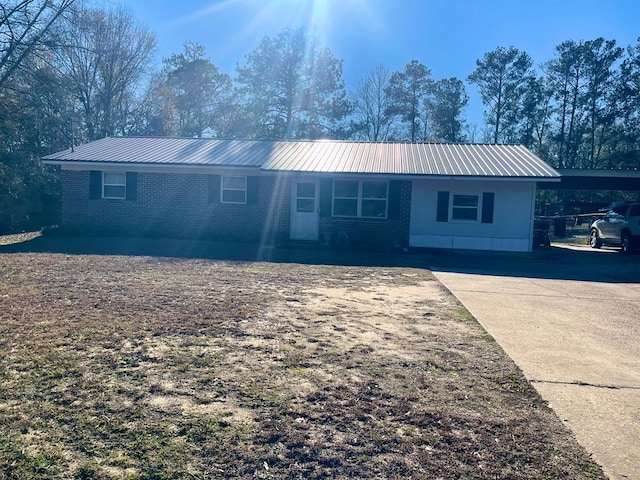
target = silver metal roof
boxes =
[43,137,560,178]
[42,137,265,167]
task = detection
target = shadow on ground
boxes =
[1,234,638,283]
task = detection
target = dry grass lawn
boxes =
[0,245,604,479]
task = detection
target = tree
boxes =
[518,76,553,154]
[0,0,76,90]
[545,38,624,168]
[350,65,395,141]
[618,38,640,167]
[236,28,351,140]
[427,77,468,142]
[468,46,534,144]
[0,59,71,232]
[545,40,586,168]
[0,1,75,232]
[129,72,178,137]
[161,42,233,138]
[582,38,624,168]
[385,60,433,141]
[54,4,156,140]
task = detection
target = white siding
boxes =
[409,179,536,252]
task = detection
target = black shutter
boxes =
[436,191,449,222]
[126,172,137,201]
[319,178,333,217]
[481,192,495,224]
[387,180,402,219]
[208,175,221,204]
[89,171,102,199]
[246,176,259,205]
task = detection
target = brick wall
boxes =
[61,170,290,242]
[319,180,412,249]
[61,170,410,248]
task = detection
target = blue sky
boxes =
[126,0,640,132]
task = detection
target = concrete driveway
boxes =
[429,245,640,480]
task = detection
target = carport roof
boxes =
[42,137,560,178]
[538,169,640,190]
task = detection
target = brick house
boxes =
[42,137,559,252]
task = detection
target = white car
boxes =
[589,202,640,253]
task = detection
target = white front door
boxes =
[290,179,320,240]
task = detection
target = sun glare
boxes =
[304,0,377,43]
[175,0,377,45]
[170,0,241,28]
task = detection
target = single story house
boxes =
[42,137,560,252]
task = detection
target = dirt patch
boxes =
[0,252,604,479]
[0,231,41,245]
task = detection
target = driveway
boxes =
[429,245,640,480]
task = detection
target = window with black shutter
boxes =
[90,170,135,200]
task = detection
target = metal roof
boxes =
[42,137,265,167]
[42,137,560,178]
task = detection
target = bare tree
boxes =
[55,4,156,140]
[0,0,76,90]
[352,65,394,142]
[350,65,395,141]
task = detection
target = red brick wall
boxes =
[319,180,411,249]
[60,170,411,248]
[61,170,290,242]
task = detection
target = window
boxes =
[103,172,126,199]
[90,171,136,201]
[362,181,388,218]
[221,176,246,204]
[451,194,479,221]
[296,182,316,213]
[333,180,358,216]
[333,180,388,218]
[437,191,494,224]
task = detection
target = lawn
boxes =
[0,245,604,479]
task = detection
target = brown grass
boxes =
[0,231,41,246]
[0,250,604,479]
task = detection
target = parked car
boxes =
[589,202,640,253]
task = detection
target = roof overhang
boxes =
[46,159,557,183]
[262,169,555,182]
[45,160,262,174]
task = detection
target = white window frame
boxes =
[102,172,126,200]
[332,179,388,219]
[450,193,481,223]
[221,175,247,204]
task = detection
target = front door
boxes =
[290,179,320,241]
